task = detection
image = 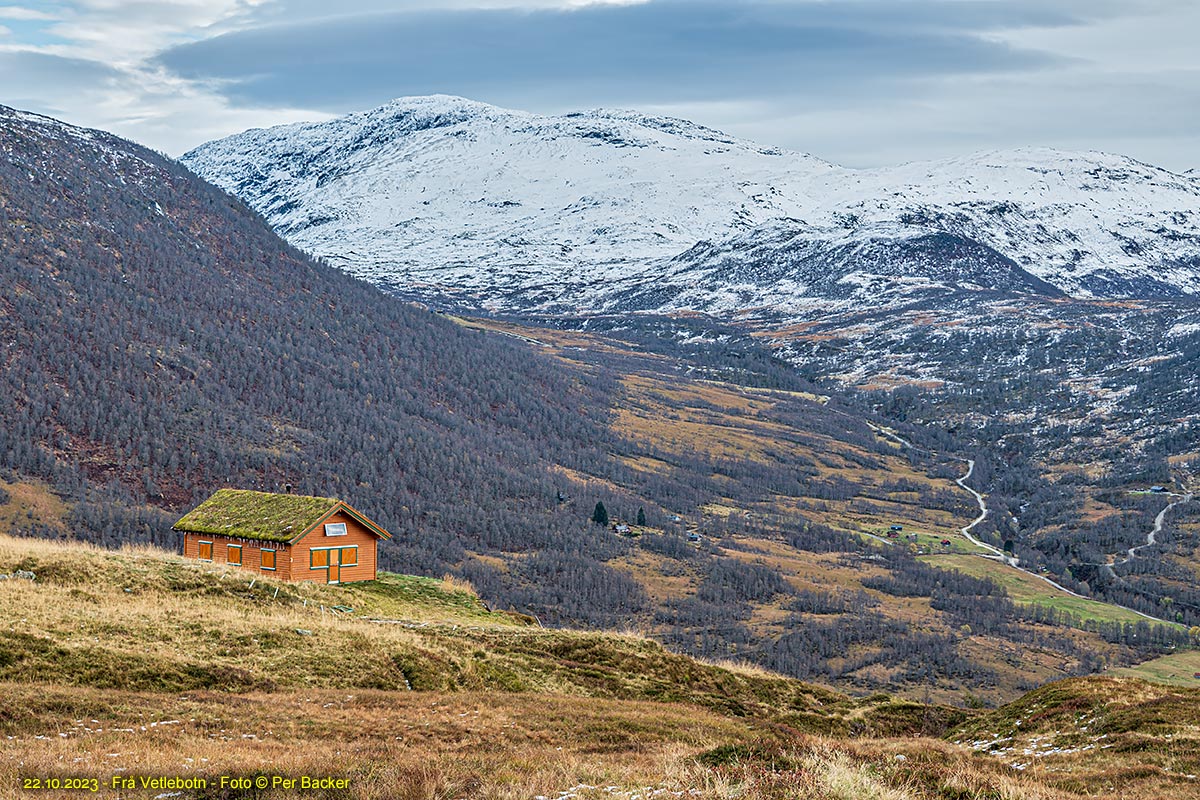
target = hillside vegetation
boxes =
[451,319,1191,704]
[2,104,1193,706]
[6,534,1199,799]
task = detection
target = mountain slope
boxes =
[5,104,1192,703]
[0,102,644,622]
[182,96,1200,312]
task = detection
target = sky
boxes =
[2,0,1198,170]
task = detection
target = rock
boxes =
[295,629,314,636]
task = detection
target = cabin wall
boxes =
[290,511,378,584]
[182,533,292,579]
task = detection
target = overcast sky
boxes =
[2,0,1197,169]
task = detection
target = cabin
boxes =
[173,489,391,584]
[889,524,904,532]
[1151,486,1168,494]
[613,523,631,535]
[940,539,953,548]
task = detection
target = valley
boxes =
[176,95,1200,651]
[3,94,1200,799]
[449,316,1189,702]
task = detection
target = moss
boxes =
[172,489,338,542]
[696,742,799,770]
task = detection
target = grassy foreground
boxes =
[0,534,1196,799]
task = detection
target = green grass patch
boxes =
[1114,651,1200,687]
[921,553,1177,628]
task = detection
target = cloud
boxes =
[0,49,122,97]
[0,6,59,21]
[156,0,1065,115]
[0,0,1196,169]
[0,47,326,155]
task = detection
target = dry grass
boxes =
[0,685,1098,800]
[0,535,1196,799]
[0,534,868,725]
[0,684,760,800]
[438,572,478,597]
[0,478,69,536]
[947,676,1200,799]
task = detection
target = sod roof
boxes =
[173,489,341,543]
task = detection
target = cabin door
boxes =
[327,549,341,584]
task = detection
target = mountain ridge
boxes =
[182,96,1200,314]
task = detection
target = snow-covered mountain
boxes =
[183,96,1200,314]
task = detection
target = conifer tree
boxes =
[591,501,609,526]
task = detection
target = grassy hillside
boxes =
[953,676,1200,799]
[5,533,1189,800]
[1114,650,1200,687]
[0,534,963,732]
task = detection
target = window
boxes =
[227,545,242,566]
[324,522,347,537]
[198,541,213,561]
[261,549,276,571]
[311,549,329,569]
[340,547,358,567]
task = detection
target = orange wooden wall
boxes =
[290,511,379,584]
[181,509,379,584]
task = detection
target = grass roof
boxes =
[173,489,339,543]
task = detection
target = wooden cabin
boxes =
[173,489,391,584]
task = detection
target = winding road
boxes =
[955,459,1011,564]
[1113,492,1195,568]
[866,422,1182,620]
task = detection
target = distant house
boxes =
[687,533,702,543]
[669,515,683,523]
[613,523,631,535]
[889,524,904,532]
[940,539,952,547]
[1151,486,1168,494]
[173,489,391,584]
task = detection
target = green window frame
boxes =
[198,541,213,561]
[227,545,242,566]
[339,546,358,567]
[261,549,276,571]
